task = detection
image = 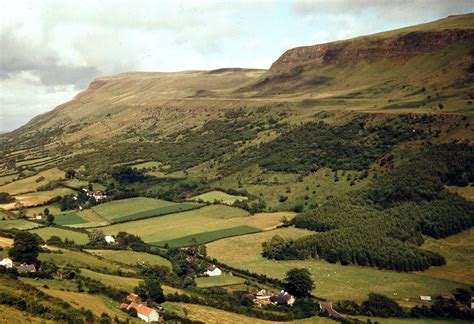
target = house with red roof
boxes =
[120,302,159,323]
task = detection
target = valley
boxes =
[0,13,473,324]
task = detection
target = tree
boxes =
[39,260,57,278]
[284,268,314,298]
[0,192,15,204]
[88,229,105,245]
[46,214,55,225]
[134,275,164,303]
[44,208,50,216]
[9,231,43,264]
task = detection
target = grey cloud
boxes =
[0,28,100,88]
[294,0,474,19]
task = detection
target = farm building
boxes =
[420,296,432,301]
[15,264,36,273]
[120,302,159,323]
[127,293,140,302]
[270,291,296,306]
[0,257,13,268]
[205,265,222,276]
[105,235,116,244]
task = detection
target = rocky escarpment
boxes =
[270,29,474,73]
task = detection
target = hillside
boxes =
[0,13,473,324]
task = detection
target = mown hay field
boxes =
[190,190,248,204]
[85,249,172,268]
[100,205,289,247]
[29,227,90,245]
[0,168,65,195]
[195,275,246,288]
[207,227,470,302]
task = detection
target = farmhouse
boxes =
[0,257,13,268]
[105,235,116,244]
[420,295,432,301]
[127,293,140,302]
[120,302,159,323]
[205,265,222,276]
[270,291,296,306]
[15,264,36,274]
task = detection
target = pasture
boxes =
[206,227,469,302]
[100,205,278,247]
[79,268,141,291]
[0,219,41,230]
[91,197,202,222]
[421,228,474,285]
[131,161,162,169]
[0,236,13,247]
[29,227,90,245]
[195,275,246,288]
[0,305,49,324]
[38,249,133,273]
[85,249,172,268]
[0,195,51,210]
[0,168,65,195]
[53,213,89,226]
[190,190,248,204]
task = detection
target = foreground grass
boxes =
[0,304,53,324]
[207,228,469,301]
[85,249,172,268]
[30,226,90,245]
[162,302,336,324]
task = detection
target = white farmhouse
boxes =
[0,257,13,268]
[104,235,115,244]
[205,265,222,276]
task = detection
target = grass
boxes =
[0,304,53,324]
[446,185,474,201]
[101,205,258,245]
[190,190,248,204]
[421,228,474,285]
[152,225,261,247]
[0,195,51,210]
[0,168,64,195]
[79,268,141,291]
[38,249,133,273]
[195,275,246,288]
[354,316,470,324]
[0,236,13,247]
[91,197,201,222]
[0,219,41,230]
[53,213,89,226]
[84,249,172,268]
[30,226,90,245]
[111,202,202,223]
[131,161,162,169]
[207,227,470,302]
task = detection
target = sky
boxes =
[1,0,473,132]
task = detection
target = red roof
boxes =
[127,293,139,302]
[128,302,155,317]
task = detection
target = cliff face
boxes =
[271,30,474,73]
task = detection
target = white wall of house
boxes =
[206,267,222,276]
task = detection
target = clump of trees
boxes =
[0,192,15,204]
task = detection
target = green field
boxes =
[84,249,172,268]
[79,268,141,291]
[195,275,246,288]
[190,190,248,204]
[131,161,162,169]
[153,225,261,247]
[91,197,202,222]
[54,213,88,226]
[29,227,90,245]
[207,227,470,302]
[38,249,134,273]
[0,219,41,230]
[100,205,261,245]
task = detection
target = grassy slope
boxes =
[190,190,248,204]
[91,197,177,220]
[0,304,54,324]
[84,249,172,268]
[0,168,64,195]
[0,219,41,230]
[195,275,246,288]
[29,226,90,245]
[207,228,469,302]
